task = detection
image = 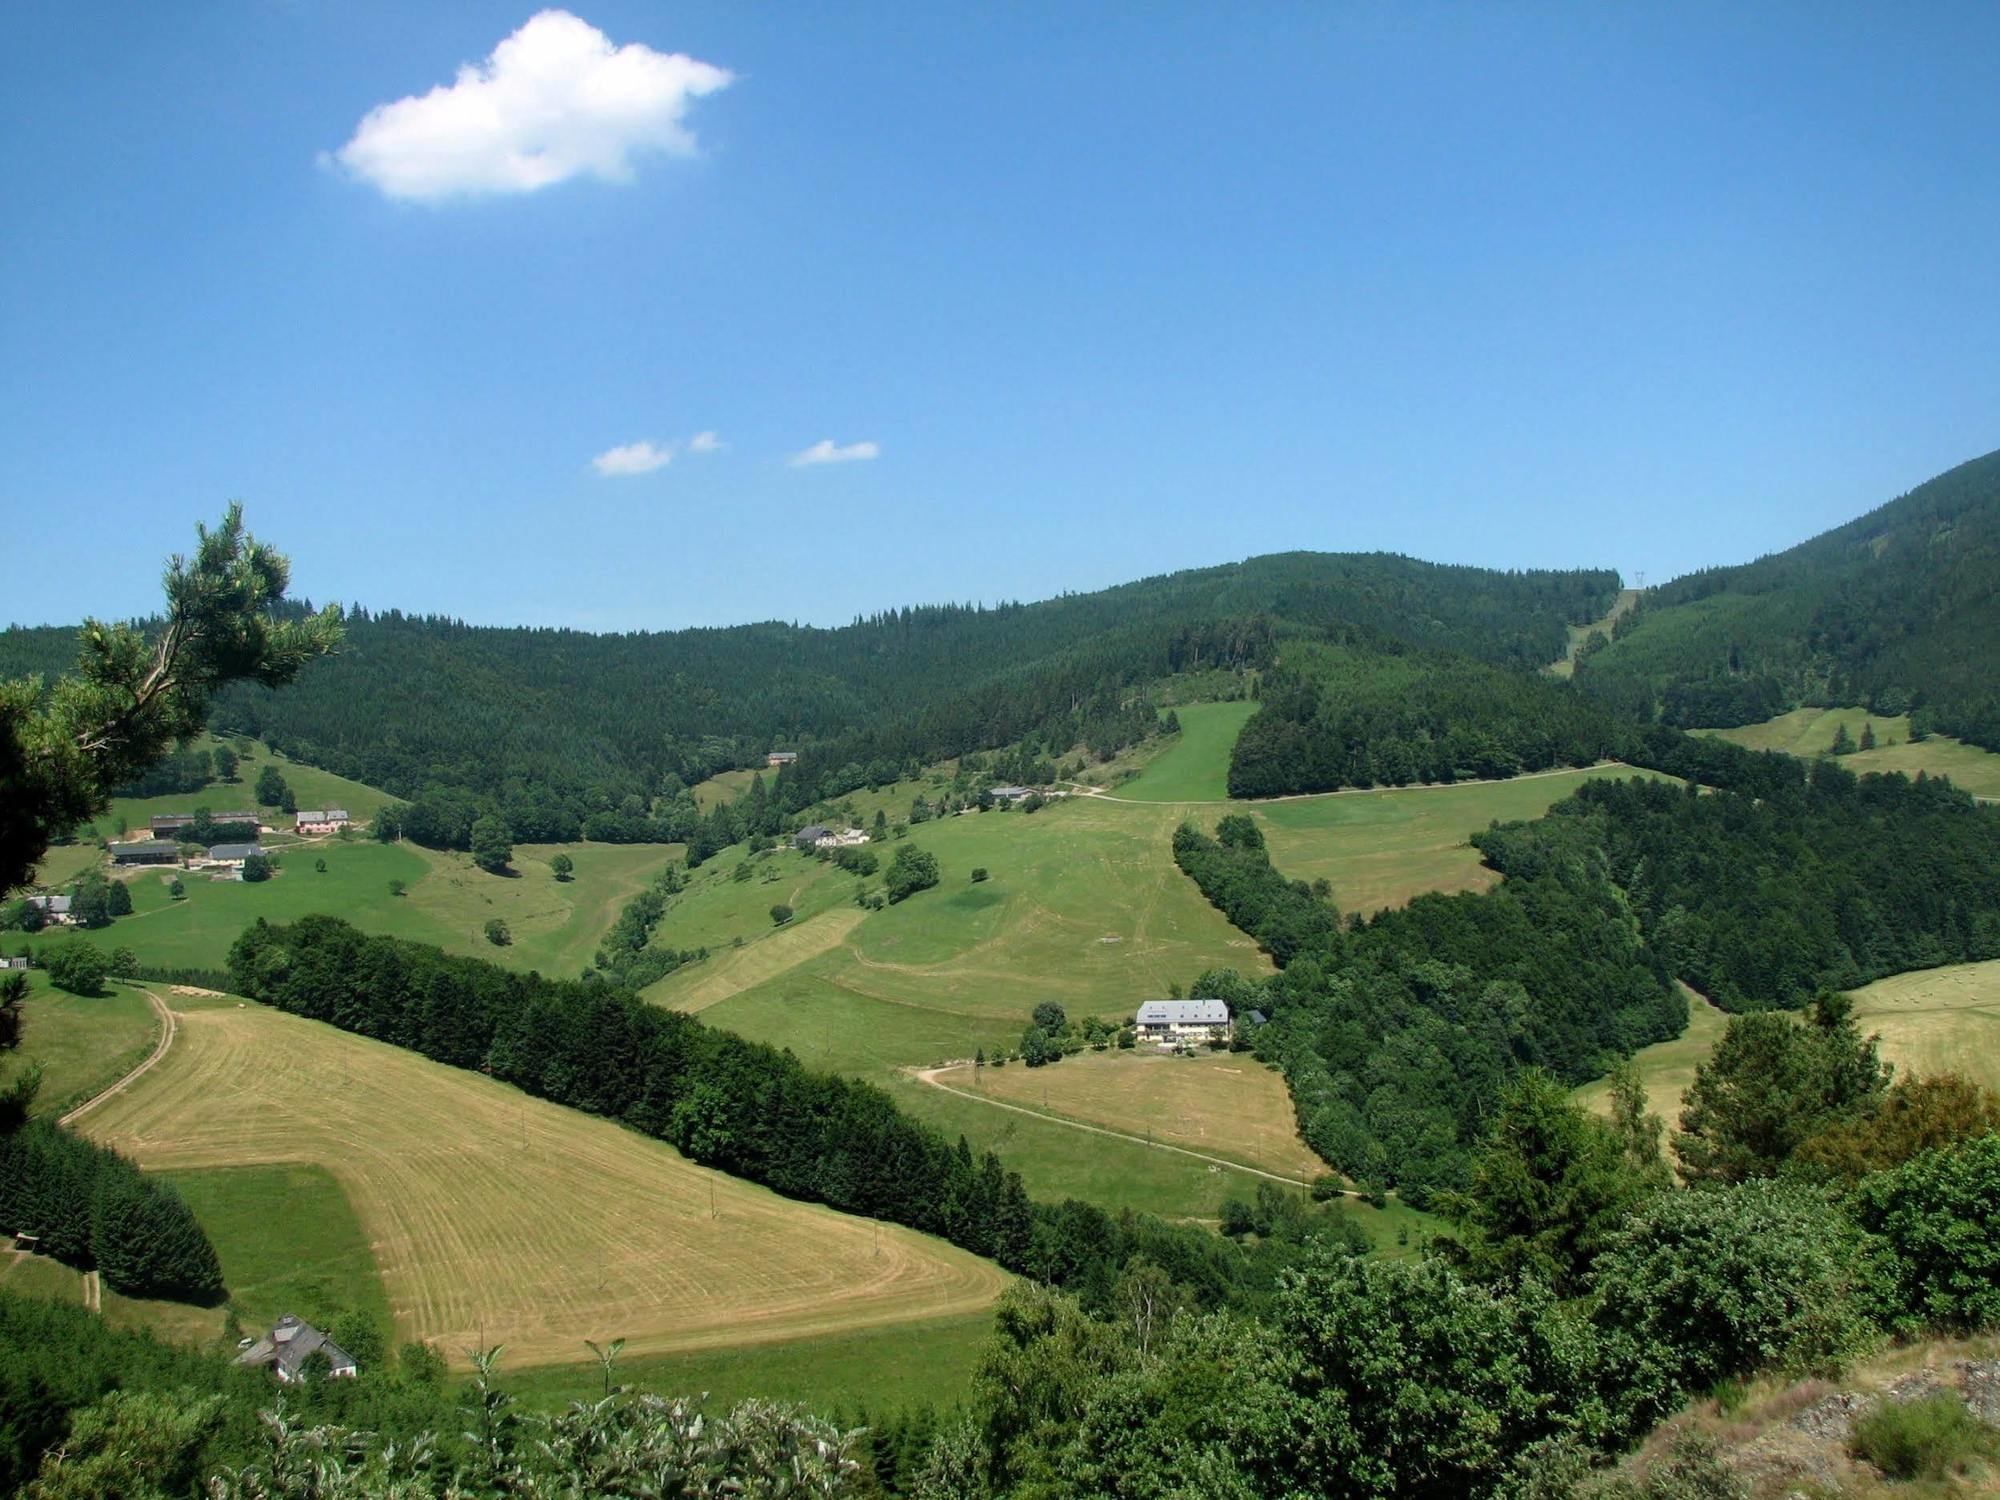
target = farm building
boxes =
[206,843,262,867]
[25,895,72,925]
[235,1314,359,1382]
[794,824,832,849]
[294,808,350,834]
[766,751,798,767]
[820,827,870,848]
[0,955,27,970]
[989,786,1034,802]
[111,840,181,866]
[1135,999,1232,1045]
[149,814,195,835]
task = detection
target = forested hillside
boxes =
[1228,639,1629,796]
[2,553,1616,836]
[1577,446,2000,746]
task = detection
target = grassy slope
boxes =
[1698,706,2000,799]
[929,1050,1327,1182]
[4,972,159,1118]
[1101,701,1261,802]
[645,787,1288,1219]
[74,735,397,842]
[1548,587,1640,679]
[18,838,676,979]
[1252,765,1660,916]
[78,993,1010,1372]
[1578,962,2000,1135]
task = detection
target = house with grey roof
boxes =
[206,843,262,867]
[989,786,1034,802]
[1134,999,1232,1046]
[25,894,72,924]
[235,1314,359,1382]
[766,751,798,767]
[294,809,350,834]
[794,824,832,849]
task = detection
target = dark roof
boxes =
[796,824,830,840]
[113,840,181,860]
[237,1314,357,1378]
[208,843,262,860]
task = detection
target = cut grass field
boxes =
[1696,707,2000,799]
[1100,701,1260,802]
[19,838,677,981]
[1252,764,1659,916]
[926,1050,1325,1183]
[3,972,161,1119]
[1578,963,2000,1137]
[78,993,1010,1371]
[1574,986,1729,1129]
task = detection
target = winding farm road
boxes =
[908,1063,1315,1188]
[60,985,176,1127]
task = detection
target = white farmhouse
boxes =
[1134,998,1231,1046]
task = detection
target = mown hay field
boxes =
[929,1049,1325,1182]
[78,995,1010,1369]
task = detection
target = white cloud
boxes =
[329,10,733,201]
[687,429,724,453]
[790,438,881,467]
[591,440,673,476]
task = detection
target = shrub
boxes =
[44,940,109,996]
[1032,1001,1066,1032]
[1853,1134,2000,1333]
[884,844,940,903]
[1591,1180,1878,1424]
[770,904,793,926]
[484,918,511,947]
[1850,1391,1999,1481]
[971,866,989,882]
[240,852,272,883]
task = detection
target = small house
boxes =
[989,786,1034,802]
[1134,999,1232,1046]
[235,1314,359,1382]
[112,840,181,866]
[293,809,350,834]
[794,824,831,849]
[767,751,798,767]
[206,843,261,867]
[0,955,28,971]
[25,894,72,925]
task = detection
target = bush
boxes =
[484,918,511,947]
[240,852,272,883]
[971,867,989,883]
[1032,1001,1066,1033]
[884,844,940,903]
[1850,1391,1999,1481]
[770,904,793,926]
[1591,1180,1878,1424]
[1853,1134,2000,1333]
[44,940,109,996]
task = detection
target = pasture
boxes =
[1574,986,1729,1130]
[3,973,160,1119]
[1697,707,2000,799]
[1251,764,1655,915]
[927,1049,1324,1182]
[1103,701,1260,802]
[76,735,396,847]
[78,993,1010,1371]
[19,838,676,980]
[1577,963,2000,1142]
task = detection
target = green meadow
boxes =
[1697,706,2000,799]
[19,838,676,980]
[73,735,397,845]
[1251,764,1659,915]
[4,973,160,1119]
[1102,701,1260,802]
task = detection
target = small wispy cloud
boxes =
[687,430,724,454]
[327,9,733,202]
[591,440,673,476]
[790,438,880,468]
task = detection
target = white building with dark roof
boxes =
[1134,999,1232,1045]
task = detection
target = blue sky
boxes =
[4,3,1997,631]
